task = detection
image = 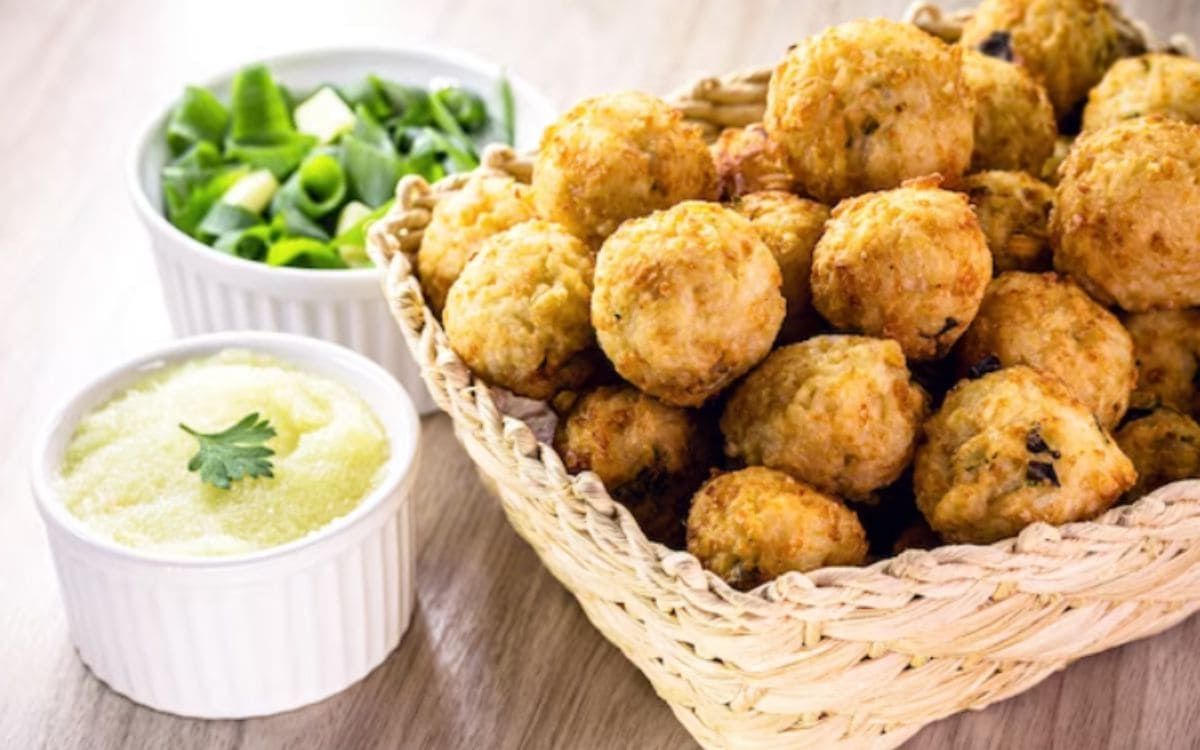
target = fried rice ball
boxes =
[592,201,785,407]
[686,467,868,589]
[1083,54,1200,133]
[721,336,928,499]
[732,191,829,343]
[959,0,1126,118]
[964,171,1055,273]
[955,272,1136,428]
[811,178,992,360]
[532,91,717,244]
[961,49,1057,173]
[764,18,973,203]
[1124,309,1200,416]
[915,366,1136,544]
[443,220,598,400]
[1115,409,1200,499]
[1051,116,1200,311]
[553,385,712,547]
[416,173,536,314]
[711,124,793,199]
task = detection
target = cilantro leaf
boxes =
[179,413,276,490]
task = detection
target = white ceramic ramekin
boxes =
[31,332,420,718]
[127,46,557,416]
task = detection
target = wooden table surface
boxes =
[3,0,1199,747]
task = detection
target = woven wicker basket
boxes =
[367,6,1200,748]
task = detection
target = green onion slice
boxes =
[166,86,230,156]
[214,224,273,261]
[266,237,347,269]
[273,151,347,219]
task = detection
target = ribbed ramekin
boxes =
[31,332,421,718]
[126,46,557,416]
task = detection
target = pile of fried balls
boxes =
[416,0,1200,590]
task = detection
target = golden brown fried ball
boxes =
[765,18,973,203]
[1124,309,1200,416]
[721,335,927,498]
[811,178,992,360]
[533,91,717,244]
[961,49,1057,173]
[960,0,1125,117]
[711,124,793,200]
[1083,54,1200,133]
[1115,409,1200,499]
[686,467,868,589]
[592,201,785,407]
[732,191,829,343]
[553,385,711,547]
[964,171,1055,273]
[417,173,536,314]
[915,366,1136,544]
[1051,116,1200,311]
[443,220,598,400]
[955,272,1135,428]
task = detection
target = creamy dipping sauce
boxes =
[58,349,389,556]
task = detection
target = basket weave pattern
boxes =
[366,8,1200,748]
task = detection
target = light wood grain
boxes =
[1,1,1198,748]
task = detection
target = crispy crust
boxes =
[533,91,717,244]
[732,190,830,344]
[811,179,992,360]
[954,272,1136,428]
[960,0,1123,117]
[964,171,1055,273]
[962,50,1057,173]
[592,201,785,406]
[417,173,535,314]
[1115,408,1200,499]
[711,125,794,200]
[765,18,973,203]
[1051,116,1200,311]
[553,385,714,547]
[915,366,1135,544]
[1083,54,1200,133]
[1123,309,1200,416]
[686,467,868,589]
[443,220,599,400]
[721,335,928,498]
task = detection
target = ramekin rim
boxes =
[125,42,556,285]
[30,330,420,568]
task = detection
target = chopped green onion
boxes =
[163,162,249,238]
[436,87,488,132]
[336,201,372,236]
[214,224,274,261]
[270,205,329,241]
[333,198,393,266]
[294,87,356,144]
[266,237,346,268]
[342,105,400,206]
[228,64,295,142]
[196,203,260,244]
[273,152,346,219]
[498,75,515,146]
[221,169,279,214]
[166,86,230,156]
[225,133,316,179]
[159,64,509,268]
